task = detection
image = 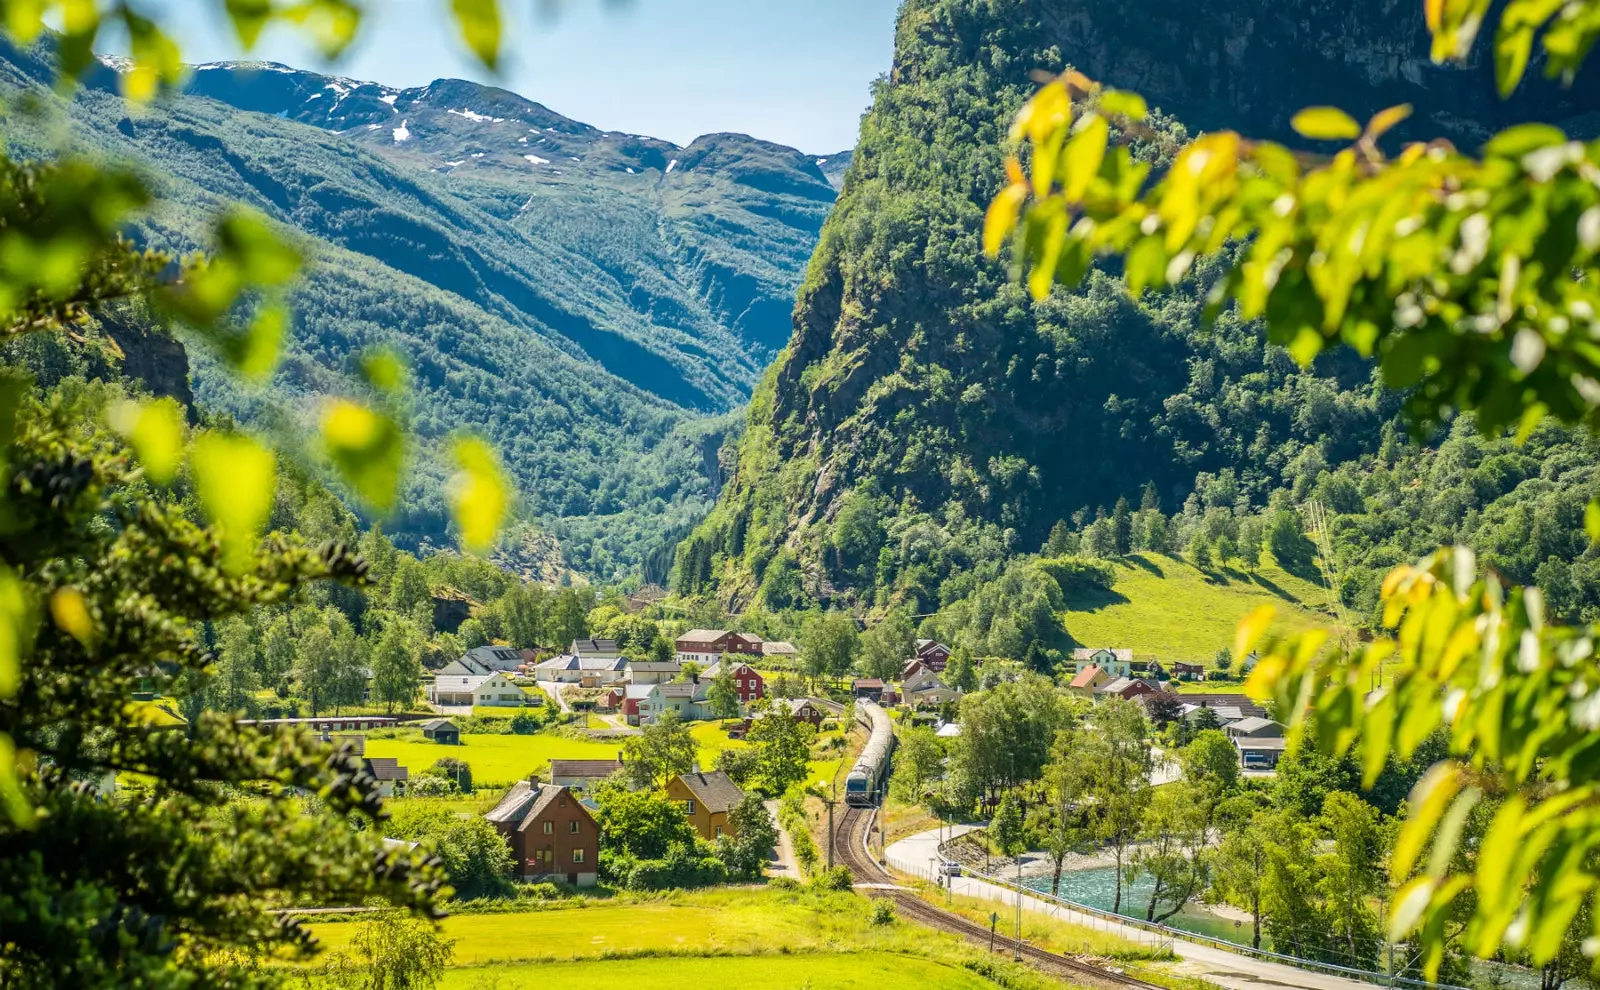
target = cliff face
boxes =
[99,314,196,415]
[1036,0,1600,144]
[677,0,1600,610]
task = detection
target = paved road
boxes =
[888,825,1374,990]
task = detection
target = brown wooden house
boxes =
[666,770,745,841]
[485,781,599,886]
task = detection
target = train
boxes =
[844,700,895,807]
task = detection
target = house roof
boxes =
[624,684,656,699]
[658,682,697,698]
[1184,704,1251,723]
[578,656,628,671]
[570,639,620,656]
[1227,716,1282,736]
[534,655,579,671]
[549,759,624,779]
[419,718,457,731]
[1234,735,1288,751]
[936,721,962,737]
[1069,665,1103,688]
[485,780,590,830]
[730,632,764,645]
[467,645,523,668]
[1101,677,1136,694]
[761,641,797,655]
[852,678,885,689]
[440,656,493,677]
[907,679,949,694]
[363,758,409,782]
[673,771,744,815]
[433,673,502,692]
[677,629,729,643]
[629,661,681,673]
[782,698,819,715]
[1072,647,1134,663]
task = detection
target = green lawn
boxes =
[1061,552,1338,665]
[363,733,620,788]
[298,888,1068,990]
[434,953,1007,990]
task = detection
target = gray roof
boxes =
[629,662,681,674]
[419,718,457,732]
[1234,735,1289,751]
[1227,716,1284,736]
[674,770,744,814]
[534,655,579,671]
[363,758,408,782]
[624,683,656,699]
[485,780,540,824]
[466,646,524,669]
[550,759,623,779]
[658,682,696,698]
[571,639,620,656]
[578,656,628,671]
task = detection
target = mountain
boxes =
[0,41,845,576]
[676,0,1600,613]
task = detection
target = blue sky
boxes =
[145,0,901,152]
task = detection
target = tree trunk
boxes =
[1112,847,1123,915]
[1251,892,1261,950]
[1051,858,1063,897]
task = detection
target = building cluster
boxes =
[849,639,957,707]
[1065,647,1284,769]
[484,763,749,887]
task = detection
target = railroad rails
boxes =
[833,806,1167,990]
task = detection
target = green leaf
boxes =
[1063,115,1109,202]
[448,435,509,554]
[190,432,276,574]
[107,398,185,485]
[0,567,28,700]
[450,0,504,71]
[1484,123,1568,159]
[1585,497,1600,544]
[1290,107,1361,142]
[359,348,408,394]
[1097,90,1147,121]
[1394,762,1464,878]
[1365,104,1414,140]
[0,732,32,829]
[321,399,405,512]
[984,183,1027,259]
[1235,606,1276,659]
[1426,786,1482,878]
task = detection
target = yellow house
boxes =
[666,770,745,841]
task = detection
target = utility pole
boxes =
[1014,853,1023,962]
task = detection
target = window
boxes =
[684,800,696,815]
[569,820,580,834]
[714,825,723,838]
[572,849,585,864]
[543,821,553,834]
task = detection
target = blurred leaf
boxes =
[1365,103,1413,140]
[1097,90,1147,120]
[120,8,184,103]
[359,348,407,393]
[1290,106,1361,141]
[321,399,404,512]
[983,183,1026,259]
[190,432,276,574]
[449,0,503,71]
[48,586,93,648]
[1394,762,1464,878]
[1585,497,1600,544]
[447,435,508,554]
[107,398,185,485]
[0,566,28,700]
[1235,605,1276,658]
[0,732,31,828]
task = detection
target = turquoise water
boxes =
[1021,866,1245,942]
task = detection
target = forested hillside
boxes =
[678,0,1600,623]
[0,40,841,577]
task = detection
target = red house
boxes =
[703,660,765,704]
[914,640,951,672]
[485,781,599,886]
[675,629,765,664]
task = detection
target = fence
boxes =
[913,837,1469,990]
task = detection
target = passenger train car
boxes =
[844,700,895,807]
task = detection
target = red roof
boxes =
[1070,665,1103,688]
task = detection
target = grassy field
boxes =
[363,733,621,788]
[433,953,1008,990]
[1061,553,1337,665]
[298,888,1073,990]
[913,887,1172,962]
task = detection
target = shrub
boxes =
[509,711,539,735]
[620,842,729,891]
[428,757,473,793]
[519,882,562,901]
[810,866,853,891]
[871,900,896,925]
[768,876,801,892]
[407,775,458,797]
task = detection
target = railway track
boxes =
[833,807,1167,990]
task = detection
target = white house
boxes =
[533,654,628,686]
[429,671,527,707]
[1071,647,1134,677]
[636,682,709,725]
[902,664,957,707]
[628,661,681,684]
